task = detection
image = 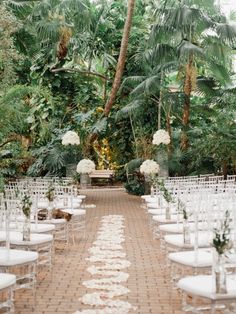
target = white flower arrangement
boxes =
[76,159,95,174]
[62,130,80,145]
[140,159,160,175]
[152,129,170,146]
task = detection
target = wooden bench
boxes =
[89,169,115,185]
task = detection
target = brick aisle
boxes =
[15,189,182,314]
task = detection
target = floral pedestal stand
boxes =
[156,148,169,178]
[144,175,152,195]
[80,173,91,189]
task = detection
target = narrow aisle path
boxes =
[15,189,182,314]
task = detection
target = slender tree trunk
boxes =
[158,71,164,130]
[222,160,228,179]
[181,55,194,150]
[166,106,172,156]
[104,0,136,116]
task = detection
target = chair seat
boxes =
[0,273,16,290]
[168,249,213,268]
[43,218,66,224]
[30,223,55,233]
[0,248,38,266]
[0,231,53,246]
[62,209,86,216]
[160,222,207,234]
[164,232,212,249]
[178,274,236,300]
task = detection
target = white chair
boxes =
[178,274,236,313]
[0,273,16,313]
[0,248,38,304]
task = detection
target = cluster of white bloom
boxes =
[140,160,159,175]
[62,131,80,145]
[76,159,96,174]
[152,129,170,146]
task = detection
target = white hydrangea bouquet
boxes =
[140,160,159,195]
[152,129,170,177]
[62,131,80,146]
[152,129,170,146]
[76,159,96,174]
[140,159,160,175]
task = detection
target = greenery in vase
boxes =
[178,199,188,220]
[154,178,172,203]
[46,184,55,202]
[22,194,32,218]
[213,210,233,255]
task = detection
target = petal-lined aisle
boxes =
[15,189,182,314]
[75,215,136,313]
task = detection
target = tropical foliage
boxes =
[1,0,236,186]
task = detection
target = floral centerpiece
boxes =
[140,160,159,177]
[212,210,233,294]
[77,159,96,189]
[152,129,170,146]
[76,159,96,174]
[62,131,80,146]
[140,160,160,195]
[21,194,32,241]
[152,129,170,178]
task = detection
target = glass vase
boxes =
[183,219,191,244]
[80,173,91,189]
[155,147,169,178]
[165,205,171,220]
[22,216,31,241]
[213,251,227,294]
[47,201,54,220]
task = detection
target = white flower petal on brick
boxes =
[62,130,80,145]
[77,215,136,313]
[76,159,96,174]
[140,159,160,175]
[152,129,170,146]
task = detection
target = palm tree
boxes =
[104,0,136,116]
[127,0,236,150]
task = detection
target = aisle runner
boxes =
[75,215,136,314]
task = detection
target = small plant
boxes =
[213,210,233,255]
[46,184,55,202]
[154,178,172,203]
[178,198,188,220]
[22,194,32,218]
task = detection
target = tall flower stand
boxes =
[156,147,169,178]
[80,173,91,189]
[144,175,152,195]
[66,163,77,177]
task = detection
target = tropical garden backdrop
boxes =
[1,0,236,193]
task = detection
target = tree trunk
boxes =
[181,55,194,150]
[222,160,228,179]
[104,0,136,116]
[166,107,172,156]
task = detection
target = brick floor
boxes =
[15,189,182,314]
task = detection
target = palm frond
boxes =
[178,40,203,58]
[74,109,95,124]
[215,22,236,45]
[90,117,107,135]
[116,100,143,120]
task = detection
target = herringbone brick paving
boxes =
[15,189,182,314]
